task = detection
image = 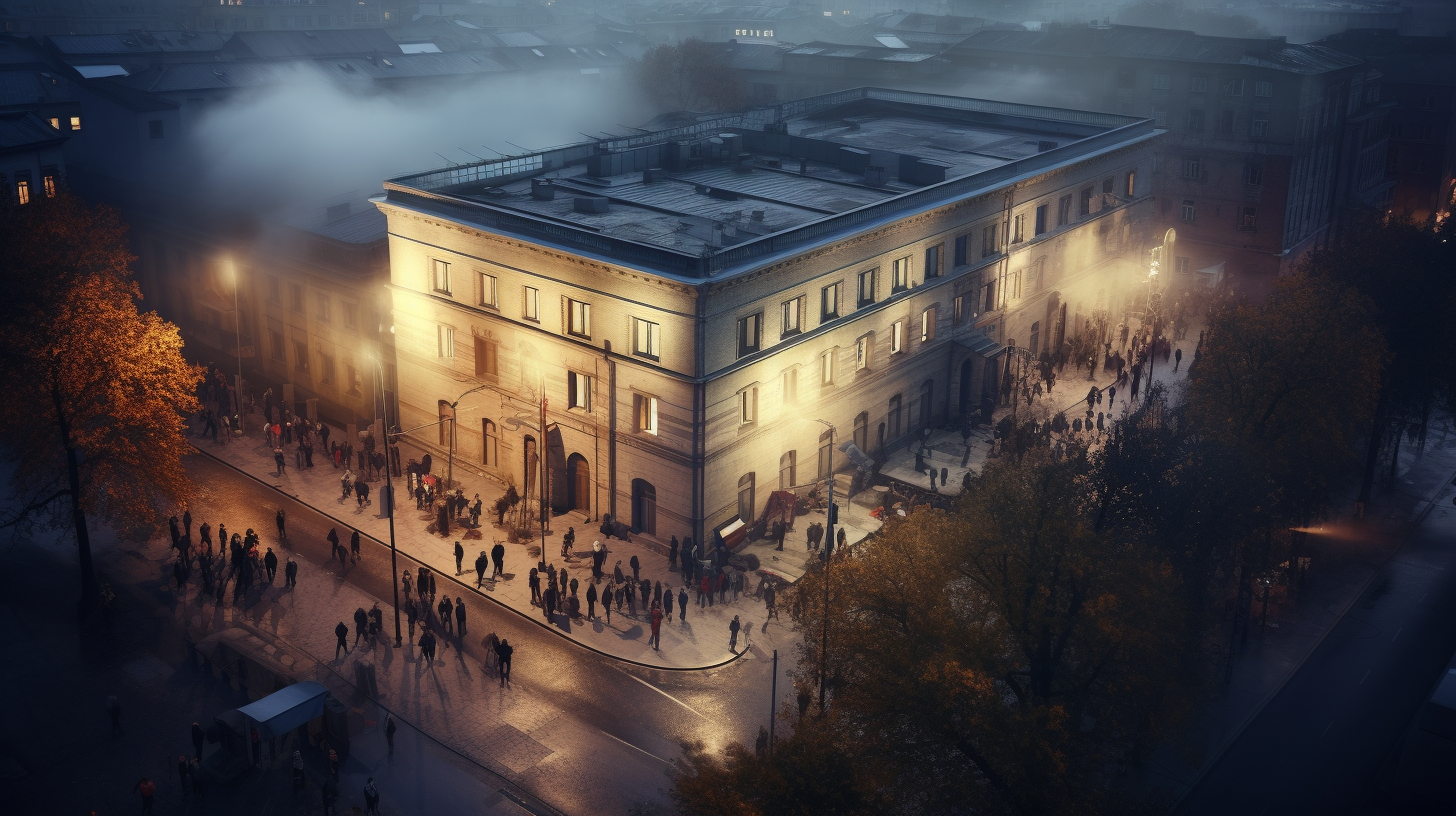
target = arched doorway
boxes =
[738,473,756,524]
[566,453,590,513]
[631,479,656,535]
[779,451,796,489]
[481,419,497,469]
[853,411,868,451]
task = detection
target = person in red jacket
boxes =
[650,605,664,651]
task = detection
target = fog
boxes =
[189,70,654,213]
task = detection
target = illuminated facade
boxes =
[376,87,1159,547]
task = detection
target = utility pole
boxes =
[813,419,836,712]
[369,356,403,647]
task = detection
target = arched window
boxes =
[888,394,903,440]
[481,419,497,468]
[817,429,834,479]
[853,411,868,451]
[779,451,797,489]
[738,473,756,524]
[438,399,451,446]
[567,453,589,513]
[919,379,935,428]
[1029,321,1041,357]
[631,478,656,535]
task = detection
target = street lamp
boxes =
[808,417,837,712]
[367,355,404,648]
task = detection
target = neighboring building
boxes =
[1317,29,1456,223]
[946,24,1391,291]
[375,87,1159,548]
[0,110,65,204]
[1231,1,1410,44]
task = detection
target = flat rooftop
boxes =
[382,87,1158,279]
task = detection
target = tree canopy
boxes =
[637,38,751,114]
[0,192,201,615]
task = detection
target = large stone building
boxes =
[376,87,1160,547]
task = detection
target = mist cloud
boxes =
[190,70,654,212]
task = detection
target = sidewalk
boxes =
[191,417,760,670]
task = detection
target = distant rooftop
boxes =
[382,87,1157,279]
[0,111,67,151]
[951,24,1364,74]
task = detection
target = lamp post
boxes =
[367,355,404,648]
[226,260,245,419]
[809,417,836,712]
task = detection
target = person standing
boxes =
[491,542,506,581]
[629,554,640,582]
[350,530,361,563]
[528,568,541,605]
[284,557,298,588]
[678,586,689,621]
[663,589,674,622]
[454,540,464,574]
[264,548,278,583]
[363,777,380,815]
[177,755,191,794]
[586,582,597,620]
[384,714,396,755]
[497,638,513,686]
[134,777,156,815]
[764,582,778,620]
[354,607,369,646]
[1174,347,1183,371]
[276,509,286,542]
[650,605,663,651]
[438,596,454,634]
[475,551,488,588]
[669,536,679,571]
[729,615,742,653]
[455,597,467,638]
[419,629,436,667]
[335,621,349,658]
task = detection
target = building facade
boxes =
[376,87,1160,548]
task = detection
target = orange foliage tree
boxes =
[0,193,201,616]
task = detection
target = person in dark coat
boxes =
[496,639,512,686]
[629,554,640,582]
[335,621,349,658]
[454,540,464,574]
[475,551,488,587]
[264,548,278,583]
[353,607,369,645]
[669,536,679,570]
[586,582,598,619]
[454,597,466,637]
[276,509,286,541]
[438,596,454,634]
[729,615,741,652]
[350,530,361,562]
[602,584,613,624]
[492,543,506,580]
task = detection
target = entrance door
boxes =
[568,454,590,513]
[631,479,656,535]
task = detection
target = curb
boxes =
[1167,460,1456,814]
[188,440,748,673]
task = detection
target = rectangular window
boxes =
[857,269,877,307]
[148,119,163,139]
[781,368,798,405]
[921,307,937,343]
[983,279,997,313]
[319,353,335,385]
[523,286,539,321]
[289,284,303,313]
[925,244,942,279]
[1079,187,1093,216]
[1190,76,1208,93]
[739,387,758,424]
[268,276,281,303]
[820,349,835,386]
[891,320,904,354]
[293,340,309,373]
[474,336,498,377]
[1034,205,1047,236]
[43,174,55,198]
[566,299,591,338]
[1251,118,1269,138]
[855,335,871,370]
[1244,164,1263,185]
[567,371,592,411]
[1058,195,1072,226]
[343,302,357,330]
[1012,213,1025,243]
[1219,110,1235,134]
[891,256,911,291]
[431,259,450,293]
[635,394,658,434]
[1152,72,1170,90]
[1187,109,1205,132]
[479,272,497,308]
[347,364,361,395]
[1152,108,1167,127]
[1224,78,1245,97]
[315,292,331,322]
[981,224,998,257]
[1254,80,1273,98]
[737,312,762,357]
[437,325,454,358]
[821,282,841,320]
[953,235,968,267]
[70,115,81,131]
[1182,158,1202,180]
[781,297,802,337]
[269,329,285,362]
[953,295,965,324]
[1181,199,1196,223]
[1124,171,1136,197]
[633,317,660,359]
[1239,207,1257,230]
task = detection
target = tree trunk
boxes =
[1356,393,1388,512]
[54,397,99,619]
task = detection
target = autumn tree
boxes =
[0,193,201,616]
[637,38,750,113]
[1298,213,1456,508]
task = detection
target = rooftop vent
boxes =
[751,210,765,221]
[381,58,394,67]
[574,196,609,213]
[531,178,554,200]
